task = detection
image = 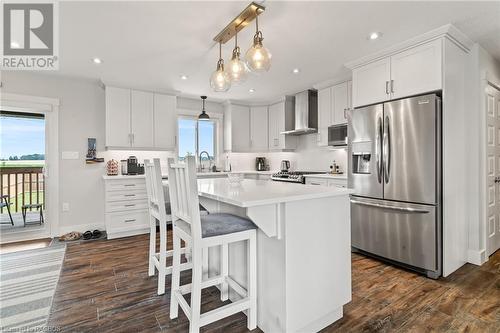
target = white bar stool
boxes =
[167,156,258,333]
[144,159,192,295]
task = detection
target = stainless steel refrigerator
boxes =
[348,93,442,278]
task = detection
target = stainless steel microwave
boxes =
[328,124,348,146]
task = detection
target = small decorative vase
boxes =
[106,159,119,176]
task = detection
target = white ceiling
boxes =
[52,1,500,103]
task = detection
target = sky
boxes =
[178,118,214,159]
[0,115,45,159]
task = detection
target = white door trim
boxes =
[0,92,60,243]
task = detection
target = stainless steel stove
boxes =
[271,171,325,184]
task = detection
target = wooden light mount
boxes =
[212,2,265,44]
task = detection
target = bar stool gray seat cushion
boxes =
[164,202,208,216]
[176,213,256,238]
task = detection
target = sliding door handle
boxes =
[350,199,430,214]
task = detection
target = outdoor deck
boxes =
[0,211,44,229]
[1,165,45,231]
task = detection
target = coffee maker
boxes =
[127,156,139,175]
[255,157,266,171]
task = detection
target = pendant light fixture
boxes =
[198,96,210,120]
[245,14,271,73]
[209,42,231,92]
[228,32,249,83]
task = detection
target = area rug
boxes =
[0,245,66,332]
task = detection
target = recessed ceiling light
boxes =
[92,57,102,64]
[180,75,188,80]
[368,32,382,40]
[292,68,300,74]
[10,41,20,48]
[249,88,255,93]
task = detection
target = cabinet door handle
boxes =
[390,80,394,93]
[124,219,136,223]
[385,81,389,95]
[124,204,136,207]
[310,182,321,186]
[124,184,136,187]
[124,194,136,197]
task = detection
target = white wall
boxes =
[2,72,107,233]
[467,44,500,264]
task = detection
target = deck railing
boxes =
[0,167,45,213]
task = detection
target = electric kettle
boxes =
[280,160,290,172]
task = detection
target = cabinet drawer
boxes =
[105,210,149,231]
[105,179,146,192]
[305,178,328,186]
[105,199,148,213]
[328,179,347,188]
[105,189,147,202]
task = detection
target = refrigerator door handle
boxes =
[376,117,383,183]
[383,115,391,184]
[350,199,430,214]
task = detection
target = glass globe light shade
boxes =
[245,32,271,73]
[209,60,231,92]
[228,47,249,83]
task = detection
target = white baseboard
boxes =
[58,223,106,236]
[467,249,487,265]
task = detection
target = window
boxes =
[177,117,216,163]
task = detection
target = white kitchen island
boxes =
[163,178,353,333]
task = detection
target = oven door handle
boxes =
[350,199,430,214]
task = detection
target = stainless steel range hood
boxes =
[281,89,318,135]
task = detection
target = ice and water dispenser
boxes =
[351,141,372,174]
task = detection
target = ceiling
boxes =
[52,1,500,103]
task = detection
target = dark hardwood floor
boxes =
[47,232,500,333]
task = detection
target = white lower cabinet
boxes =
[305,176,348,188]
[103,177,149,239]
[244,173,271,181]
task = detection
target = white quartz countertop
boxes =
[303,173,348,180]
[102,170,275,180]
[162,178,353,208]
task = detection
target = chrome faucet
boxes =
[199,151,211,172]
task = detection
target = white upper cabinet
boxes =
[332,81,349,125]
[131,90,154,148]
[106,86,131,148]
[105,86,176,150]
[268,99,296,151]
[352,39,443,107]
[250,106,269,151]
[317,87,332,147]
[390,39,442,99]
[153,94,177,150]
[317,80,352,146]
[231,104,251,152]
[352,57,391,107]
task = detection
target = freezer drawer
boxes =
[351,197,437,271]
